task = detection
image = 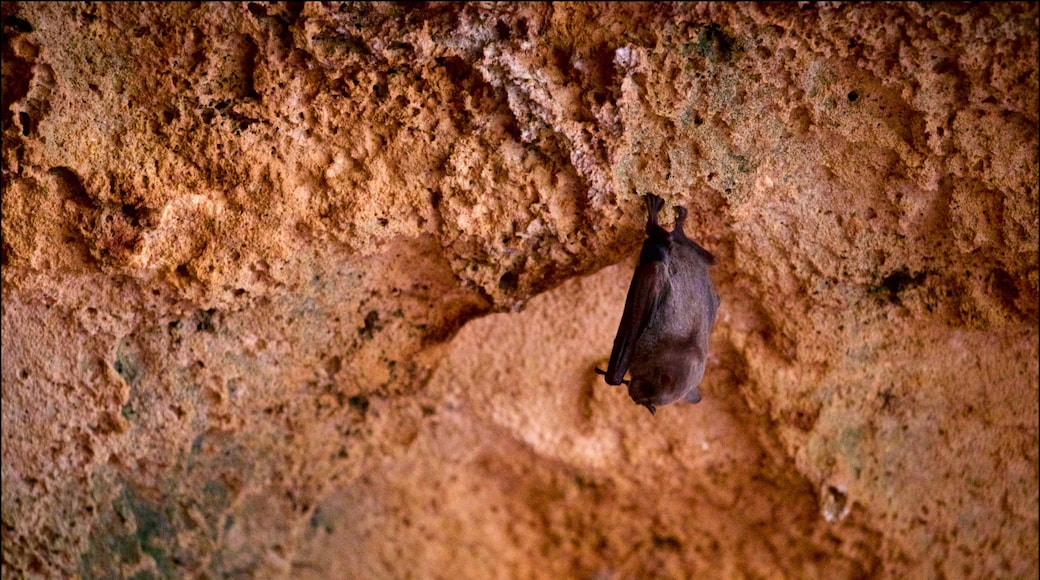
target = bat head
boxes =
[626,351,707,413]
[626,370,681,412]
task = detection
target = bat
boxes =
[596,193,720,415]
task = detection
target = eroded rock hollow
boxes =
[2,3,1037,578]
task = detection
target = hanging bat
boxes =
[596,193,720,415]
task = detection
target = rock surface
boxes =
[2,2,1036,578]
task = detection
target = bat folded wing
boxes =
[603,259,669,385]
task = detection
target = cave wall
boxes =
[2,2,1037,578]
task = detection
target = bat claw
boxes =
[595,368,631,387]
[644,193,665,229]
[673,206,688,237]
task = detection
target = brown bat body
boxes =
[597,194,720,415]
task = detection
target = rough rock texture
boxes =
[2,2,1037,578]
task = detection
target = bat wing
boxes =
[603,258,669,385]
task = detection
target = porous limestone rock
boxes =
[2,3,1036,578]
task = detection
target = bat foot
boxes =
[644,193,664,227]
[638,401,657,415]
[673,205,688,229]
